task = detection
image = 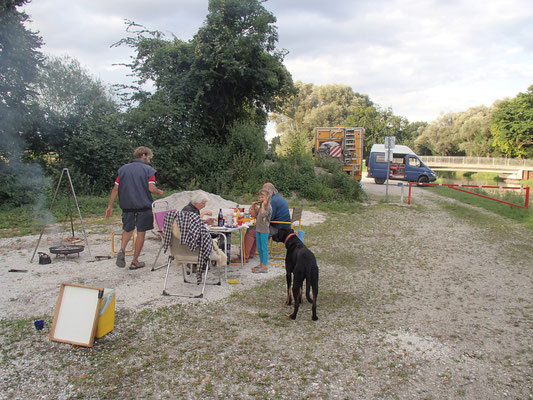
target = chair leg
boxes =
[151,243,165,271]
[199,262,209,297]
[162,256,174,295]
[162,259,222,297]
[182,263,190,283]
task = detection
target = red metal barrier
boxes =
[408,182,530,209]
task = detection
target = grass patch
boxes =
[437,200,509,234]
[427,185,533,230]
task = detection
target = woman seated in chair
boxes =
[163,210,214,283]
[181,192,215,224]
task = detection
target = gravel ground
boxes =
[1,181,532,399]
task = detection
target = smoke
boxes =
[0,121,52,227]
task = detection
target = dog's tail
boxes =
[305,267,319,304]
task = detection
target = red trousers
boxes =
[244,228,257,258]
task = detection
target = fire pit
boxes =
[49,245,85,257]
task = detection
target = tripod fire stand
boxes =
[30,168,92,262]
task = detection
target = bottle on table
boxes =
[217,208,224,227]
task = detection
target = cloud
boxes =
[22,0,533,123]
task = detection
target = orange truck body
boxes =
[314,127,365,180]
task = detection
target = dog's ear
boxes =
[271,229,283,243]
[279,228,292,242]
[272,227,290,243]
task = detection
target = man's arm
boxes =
[270,195,278,221]
[149,182,164,196]
[105,185,119,219]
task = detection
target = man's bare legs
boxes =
[121,230,146,267]
[120,231,146,265]
[121,230,134,253]
[132,231,145,265]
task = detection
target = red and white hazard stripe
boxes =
[329,145,342,157]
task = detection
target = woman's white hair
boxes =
[262,182,278,195]
[191,192,209,205]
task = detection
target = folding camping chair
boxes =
[151,201,177,271]
[268,207,304,265]
[162,220,225,298]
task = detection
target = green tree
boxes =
[26,56,120,158]
[271,82,373,156]
[346,106,411,155]
[402,121,428,152]
[415,104,501,157]
[117,0,294,188]
[23,56,132,194]
[454,105,494,157]
[0,0,43,157]
[415,113,461,156]
[0,0,44,206]
[491,85,533,158]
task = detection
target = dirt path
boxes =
[354,177,532,398]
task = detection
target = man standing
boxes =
[106,146,163,270]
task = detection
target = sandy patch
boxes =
[0,190,326,319]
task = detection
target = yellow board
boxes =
[96,288,115,338]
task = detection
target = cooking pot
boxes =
[38,252,51,265]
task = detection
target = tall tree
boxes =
[0,0,43,160]
[454,105,494,157]
[25,56,120,159]
[117,0,294,188]
[491,85,533,158]
[271,82,373,156]
[271,82,414,156]
[0,0,44,206]
[415,113,461,156]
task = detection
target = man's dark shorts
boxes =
[122,209,154,233]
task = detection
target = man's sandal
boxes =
[129,261,145,270]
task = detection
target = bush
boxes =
[264,153,315,194]
[261,153,364,202]
[299,178,337,201]
[0,161,51,207]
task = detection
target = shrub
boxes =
[0,161,50,207]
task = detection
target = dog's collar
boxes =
[284,232,297,244]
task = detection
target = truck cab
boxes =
[367,144,436,184]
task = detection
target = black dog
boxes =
[271,228,319,321]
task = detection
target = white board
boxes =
[50,283,103,347]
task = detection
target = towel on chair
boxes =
[163,211,213,272]
[211,239,227,267]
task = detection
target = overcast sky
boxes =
[22,0,533,125]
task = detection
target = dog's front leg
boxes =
[285,272,292,305]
